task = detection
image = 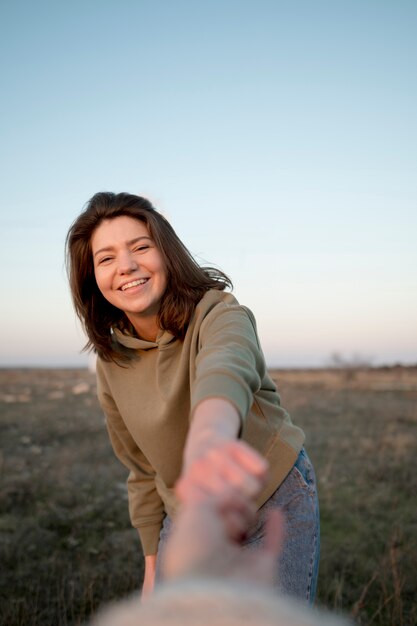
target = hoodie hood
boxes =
[112,327,176,351]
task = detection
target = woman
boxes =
[66,191,320,603]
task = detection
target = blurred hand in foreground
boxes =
[162,494,284,585]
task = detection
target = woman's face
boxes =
[91,216,168,339]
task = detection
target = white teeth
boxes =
[121,279,147,291]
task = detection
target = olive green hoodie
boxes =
[96,290,304,555]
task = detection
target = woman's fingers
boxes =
[175,462,230,502]
[205,443,268,494]
[176,473,257,527]
[177,440,269,503]
[226,441,269,478]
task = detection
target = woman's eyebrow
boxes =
[93,236,152,258]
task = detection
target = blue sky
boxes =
[1,0,416,367]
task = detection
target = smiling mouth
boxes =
[120,278,149,291]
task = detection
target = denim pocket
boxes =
[293,448,316,495]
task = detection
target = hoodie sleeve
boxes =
[96,359,165,556]
[191,303,270,423]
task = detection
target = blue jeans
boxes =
[244,447,320,604]
[156,448,320,604]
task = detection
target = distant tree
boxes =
[328,351,374,369]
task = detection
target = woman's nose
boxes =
[117,251,138,274]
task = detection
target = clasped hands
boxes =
[165,438,284,586]
[176,439,269,541]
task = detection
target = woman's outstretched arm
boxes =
[176,397,268,540]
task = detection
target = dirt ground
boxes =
[1,366,416,625]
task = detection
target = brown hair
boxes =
[66,192,232,362]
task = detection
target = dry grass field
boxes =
[1,366,416,625]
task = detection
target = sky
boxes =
[0,0,416,368]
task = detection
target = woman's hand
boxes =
[177,438,268,501]
[176,439,268,541]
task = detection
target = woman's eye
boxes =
[134,245,149,252]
